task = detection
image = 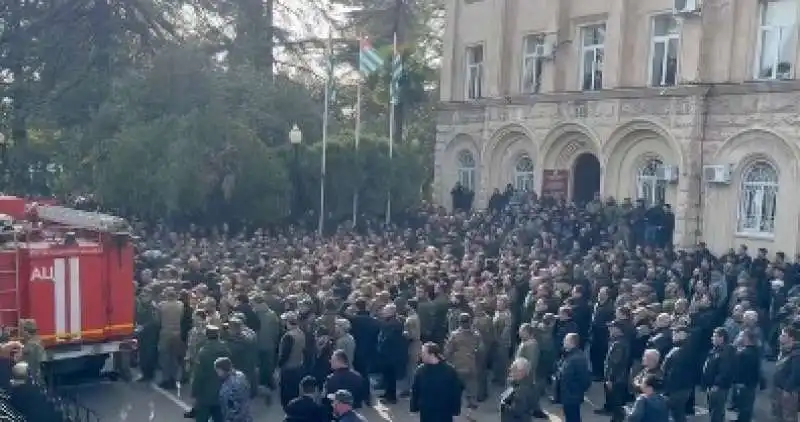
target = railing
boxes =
[0,388,25,422]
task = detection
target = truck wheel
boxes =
[112,350,132,382]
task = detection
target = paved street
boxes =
[56,375,774,422]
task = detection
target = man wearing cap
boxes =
[444,312,482,410]
[19,319,44,384]
[772,325,800,422]
[277,311,306,409]
[191,325,230,422]
[158,287,185,390]
[598,320,628,421]
[661,325,693,422]
[329,389,367,422]
[135,287,159,382]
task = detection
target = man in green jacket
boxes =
[191,325,231,422]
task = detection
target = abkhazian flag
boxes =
[359,38,383,76]
[326,33,337,102]
[390,51,403,104]
[390,32,402,105]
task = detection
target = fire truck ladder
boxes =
[0,232,22,338]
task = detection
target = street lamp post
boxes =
[289,125,303,222]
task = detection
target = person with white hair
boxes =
[648,313,673,360]
[499,357,536,422]
[632,349,663,394]
[334,318,356,366]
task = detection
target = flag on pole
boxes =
[390,34,403,105]
[359,38,383,76]
[326,34,337,102]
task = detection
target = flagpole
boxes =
[319,30,332,236]
[386,32,397,225]
[352,78,362,227]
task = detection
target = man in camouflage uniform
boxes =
[277,311,307,409]
[473,300,495,401]
[492,294,513,386]
[252,293,280,402]
[401,298,421,397]
[135,287,159,382]
[444,312,482,411]
[185,309,208,384]
[772,324,800,422]
[226,316,258,398]
[191,325,230,422]
[157,287,185,389]
[19,319,45,384]
[532,314,556,406]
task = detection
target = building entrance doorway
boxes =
[572,153,601,204]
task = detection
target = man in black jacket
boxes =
[733,329,761,422]
[410,342,462,422]
[323,349,368,413]
[702,327,736,422]
[349,298,379,394]
[661,326,694,422]
[376,304,406,404]
[284,376,327,422]
[601,321,629,422]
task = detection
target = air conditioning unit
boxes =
[656,165,679,183]
[534,42,555,60]
[703,164,732,184]
[673,0,700,14]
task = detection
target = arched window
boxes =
[456,150,476,191]
[738,161,778,235]
[636,158,666,207]
[514,155,535,192]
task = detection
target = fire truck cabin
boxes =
[0,197,135,376]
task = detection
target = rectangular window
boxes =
[466,45,484,99]
[756,0,797,80]
[580,24,605,91]
[521,35,544,93]
[650,15,680,86]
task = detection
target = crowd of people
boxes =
[121,188,800,422]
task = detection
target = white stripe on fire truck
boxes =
[69,257,81,338]
[53,258,67,336]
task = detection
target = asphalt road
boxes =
[56,374,774,422]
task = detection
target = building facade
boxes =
[434,0,800,254]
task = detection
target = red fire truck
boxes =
[0,196,136,378]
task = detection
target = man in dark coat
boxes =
[601,321,629,422]
[349,298,379,390]
[661,326,694,422]
[589,287,613,380]
[191,325,231,422]
[322,349,368,413]
[284,376,327,422]
[376,304,406,403]
[701,327,736,422]
[556,333,590,422]
[410,342,462,422]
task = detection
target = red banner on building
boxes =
[541,170,569,199]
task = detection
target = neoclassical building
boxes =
[434,0,800,254]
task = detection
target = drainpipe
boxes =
[696,87,710,244]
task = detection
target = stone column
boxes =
[440,0,459,101]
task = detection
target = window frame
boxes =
[521,34,545,94]
[736,161,779,238]
[648,14,681,87]
[579,23,606,91]
[754,0,797,80]
[465,44,485,100]
[513,154,535,192]
[456,150,477,191]
[635,158,667,207]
